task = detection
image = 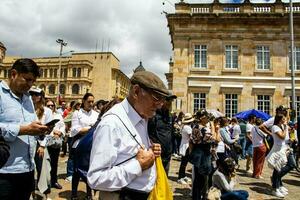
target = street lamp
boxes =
[289,0,296,121]
[56,39,67,104]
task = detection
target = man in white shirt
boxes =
[87,70,168,200]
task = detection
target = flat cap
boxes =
[131,71,169,97]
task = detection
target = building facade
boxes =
[167,0,300,118]
[0,52,131,103]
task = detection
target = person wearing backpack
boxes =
[87,70,167,200]
[70,93,98,200]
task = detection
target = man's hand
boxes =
[37,146,45,158]
[20,121,50,136]
[150,143,161,158]
[136,148,155,171]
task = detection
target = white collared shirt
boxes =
[87,99,156,192]
[70,108,99,137]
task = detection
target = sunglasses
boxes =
[47,104,54,108]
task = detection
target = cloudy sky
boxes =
[0,0,176,80]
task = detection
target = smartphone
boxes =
[45,119,60,127]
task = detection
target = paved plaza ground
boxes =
[36,154,300,200]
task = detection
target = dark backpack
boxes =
[75,117,101,178]
[75,113,142,178]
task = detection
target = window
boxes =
[289,46,300,70]
[297,96,300,118]
[59,84,66,94]
[72,84,80,94]
[4,69,8,78]
[63,68,68,78]
[40,69,43,77]
[72,67,81,77]
[193,93,206,113]
[257,95,270,114]
[48,84,55,94]
[44,69,48,78]
[50,69,54,78]
[225,94,238,118]
[77,68,81,77]
[54,69,57,78]
[225,45,238,69]
[290,96,300,118]
[194,45,207,68]
[72,68,76,77]
[257,46,270,70]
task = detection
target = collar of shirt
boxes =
[123,98,147,127]
[122,98,150,147]
[80,108,94,115]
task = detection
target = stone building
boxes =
[0,52,131,103]
[166,0,300,118]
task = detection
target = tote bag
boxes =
[148,157,173,200]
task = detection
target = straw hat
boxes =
[182,113,194,124]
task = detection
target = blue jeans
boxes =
[221,190,249,200]
[239,137,246,159]
[66,138,74,177]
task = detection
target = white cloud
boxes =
[0,0,175,83]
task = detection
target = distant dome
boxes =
[0,42,6,50]
[133,61,146,73]
[0,41,6,63]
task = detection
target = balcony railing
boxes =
[253,6,271,13]
[187,3,300,15]
[285,6,300,12]
[191,7,210,14]
[223,7,240,13]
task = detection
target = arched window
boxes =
[49,84,55,94]
[60,84,66,94]
[39,84,46,92]
[72,84,79,94]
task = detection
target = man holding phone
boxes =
[0,58,50,200]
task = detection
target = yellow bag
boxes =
[148,157,173,200]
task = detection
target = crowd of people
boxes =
[0,58,299,200]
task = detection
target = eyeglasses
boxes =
[47,104,54,108]
[140,87,165,103]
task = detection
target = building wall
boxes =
[167,2,300,117]
[0,52,130,103]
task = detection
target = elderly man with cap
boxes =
[87,70,168,200]
[148,92,177,175]
[0,58,50,200]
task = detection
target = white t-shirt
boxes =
[179,124,192,156]
[246,123,254,133]
[252,126,266,148]
[272,125,289,147]
[232,124,241,140]
[263,117,274,130]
